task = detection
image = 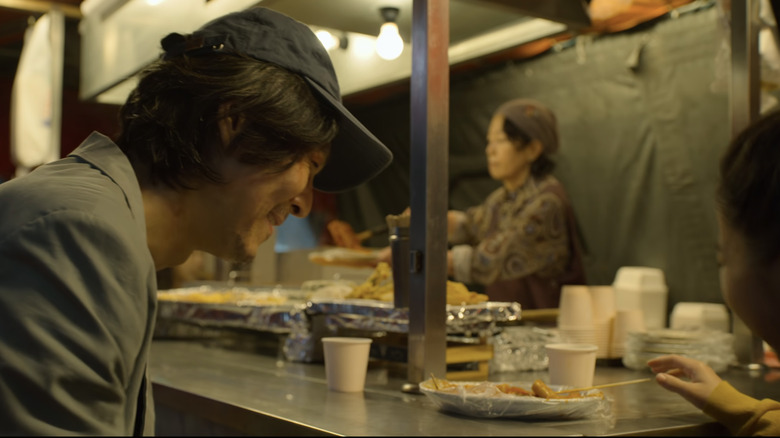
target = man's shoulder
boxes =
[0,157,133,238]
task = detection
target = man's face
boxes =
[193,146,329,263]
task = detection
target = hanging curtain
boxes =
[10,9,65,178]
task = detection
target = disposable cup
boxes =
[589,285,616,322]
[545,343,598,388]
[611,309,646,356]
[557,285,594,328]
[322,337,373,392]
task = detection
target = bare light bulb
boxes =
[376,22,403,60]
[316,29,337,51]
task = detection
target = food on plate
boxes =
[345,262,490,305]
[425,377,603,400]
[327,219,366,250]
[307,247,380,268]
[496,383,533,396]
[530,379,603,399]
[445,280,489,306]
[346,261,394,301]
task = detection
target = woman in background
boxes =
[647,109,780,435]
[445,98,586,309]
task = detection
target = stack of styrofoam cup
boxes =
[557,285,596,346]
[611,309,646,358]
[589,285,616,359]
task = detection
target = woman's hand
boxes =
[647,354,722,410]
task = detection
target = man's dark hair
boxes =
[718,109,780,264]
[116,52,338,189]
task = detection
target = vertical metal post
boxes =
[406,0,449,387]
[730,0,765,368]
[730,0,760,134]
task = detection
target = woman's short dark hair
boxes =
[718,109,780,264]
[116,52,338,189]
[503,118,555,178]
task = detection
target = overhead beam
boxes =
[477,0,591,30]
[0,0,82,19]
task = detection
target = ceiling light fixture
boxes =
[316,29,349,52]
[375,7,403,61]
[316,29,338,51]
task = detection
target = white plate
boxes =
[419,379,609,420]
[308,247,380,267]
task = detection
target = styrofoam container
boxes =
[670,302,730,332]
[612,266,668,330]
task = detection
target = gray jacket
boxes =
[0,132,157,435]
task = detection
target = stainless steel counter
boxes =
[149,340,777,436]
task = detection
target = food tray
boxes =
[156,286,308,335]
[303,299,522,334]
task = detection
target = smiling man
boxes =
[0,7,391,435]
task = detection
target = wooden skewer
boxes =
[554,377,652,394]
[355,224,389,242]
[430,373,440,390]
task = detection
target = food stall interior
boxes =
[2,0,780,435]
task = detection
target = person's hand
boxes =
[376,246,392,265]
[647,354,722,410]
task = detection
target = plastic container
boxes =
[612,266,668,330]
[670,302,730,332]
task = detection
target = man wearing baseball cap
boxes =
[0,6,391,435]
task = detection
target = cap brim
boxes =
[305,78,393,193]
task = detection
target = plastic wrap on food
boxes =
[303,299,522,334]
[156,286,308,334]
[490,326,561,372]
[419,378,613,421]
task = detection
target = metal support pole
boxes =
[405,0,449,389]
[730,0,760,134]
[730,0,765,368]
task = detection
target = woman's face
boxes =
[485,114,540,191]
[717,211,780,351]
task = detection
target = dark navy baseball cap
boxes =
[161,6,393,193]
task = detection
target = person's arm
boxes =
[451,192,569,285]
[648,354,780,436]
[0,210,151,435]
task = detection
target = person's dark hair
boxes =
[116,52,338,189]
[503,118,555,178]
[718,109,780,264]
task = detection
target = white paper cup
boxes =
[322,337,373,392]
[545,343,598,388]
[589,285,616,322]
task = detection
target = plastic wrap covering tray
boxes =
[302,299,522,334]
[155,286,308,335]
[283,299,522,363]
